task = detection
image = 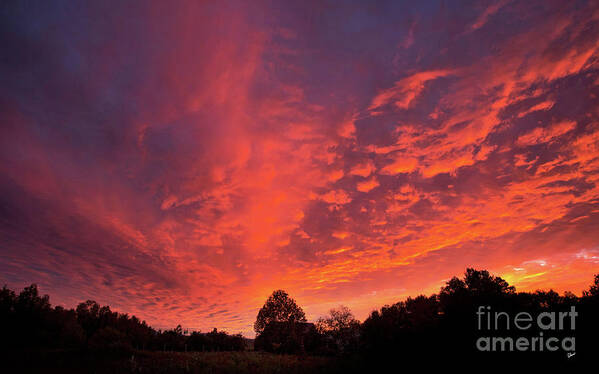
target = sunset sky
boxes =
[1,0,599,336]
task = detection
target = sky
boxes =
[1,0,599,336]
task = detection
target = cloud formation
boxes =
[1,0,599,336]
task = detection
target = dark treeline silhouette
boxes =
[252,269,598,368]
[1,269,598,370]
[357,269,598,368]
[0,285,246,354]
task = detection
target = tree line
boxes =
[2,268,598,366]
[0,285,245,353]
[252,269,599,366]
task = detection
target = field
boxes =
[4,350,355,374]
[126,351,336,374]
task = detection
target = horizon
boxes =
[2,0,599,338]
[5,268,593,338]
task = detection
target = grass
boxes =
[128,351,335,374]
[4,350,348,374]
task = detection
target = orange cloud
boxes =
[517,121,577,146]
[368,70,453,112]
[320,190,352,204]
[350,160,375,177]
[356,177,380,192]
[380,155,419,175]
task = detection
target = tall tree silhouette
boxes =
[254,290,306,335]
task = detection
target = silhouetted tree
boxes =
[361,294,440,355]
[316,306,360,354]
[254,290,306,335]
[440,268,514,301]
[76,300,102,343]
[316,306,358,333]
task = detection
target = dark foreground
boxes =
[2,349,589,373]
[4,350,338,374]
